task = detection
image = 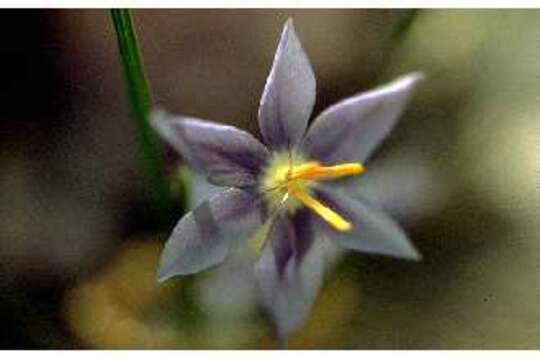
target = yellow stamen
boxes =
[288,183,351,231]
[261,152,364,232]
[290,162,365,181]
[286,161,320,180]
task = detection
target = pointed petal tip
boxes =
[156,275,169,283]
[150,107,168,123]
[397,232,423,261]
[280,18,298,48]
[150,107,166,117]
[377,72,425,96]
[285,17,293,23]
[357,239,422,262]
[280,18,305,53]
[284,17,294,29]
[386,234,422,262]
[156,257,178,282]
[405,246,423,262]
[396,71,426,87]
[156,260,196,282]
[277,18,294,42]
[368,244,422,262]
[149,108,173,133]
[156,267,172,283]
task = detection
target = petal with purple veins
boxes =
[152,110,269,188]
[254,211,324,341]
[157,188,266,281]
[302,73,423,164]
[183,166,225,209]
[314,185,421,261]
[258,19,316,150]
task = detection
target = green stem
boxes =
[111,9,171,222]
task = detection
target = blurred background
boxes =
[0,9,538,349]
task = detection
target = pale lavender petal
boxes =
[314,185,421,260]
[184,167,225,209]
[332,152,447,225]
[152,110,269,188]
[195,251,258,317]
[258,18,316,150]
[302,73,423,164]
[157,188,266,281]
[254,212,324,341]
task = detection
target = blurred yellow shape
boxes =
[64,239,180,348]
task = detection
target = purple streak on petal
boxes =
[185,168,225,209]
[268,214,293,279]
[258,18,316,150]
[152,110,269,188]
[290,207,315,262]
[254,211,324,340]
[302,73,424,164]
[314,185,421,260]
[266,209,315,279]
[157,188,266,281]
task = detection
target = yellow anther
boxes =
[291,162,364,181]
[288,183,351,232]
[261,151,364,232]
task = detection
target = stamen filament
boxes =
[288,183,351,231]
[261,152,365,232]
[287,161,320,180]
[290,162,364,181]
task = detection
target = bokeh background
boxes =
[0,9,538,349]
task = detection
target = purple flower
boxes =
[153,18,423,340]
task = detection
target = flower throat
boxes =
[261,151,364,232]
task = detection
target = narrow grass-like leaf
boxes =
[111,9,172,223]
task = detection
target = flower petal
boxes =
[254,211,324,341]
[157,188,266,281]
[152,110,269,188]
[332,152,445,225]
[258,18,316,150]
[195,251,258,317]
[183,166,225,209]
[314,185,421,260]
[302,73,423,164]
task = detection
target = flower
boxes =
[152,18,423,340]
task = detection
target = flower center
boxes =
[261,152,364,232]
